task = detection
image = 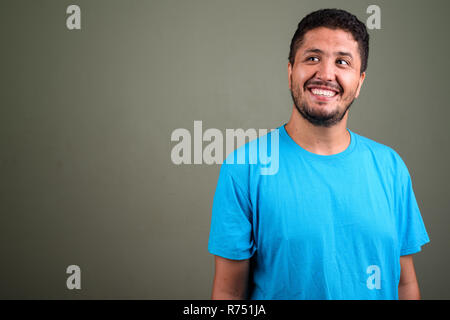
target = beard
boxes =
[290,84,355,128]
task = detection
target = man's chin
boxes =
[290,90,354,127]
[306,115,341,127]
[296,104,347,127]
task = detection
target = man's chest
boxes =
[250,164,398,252]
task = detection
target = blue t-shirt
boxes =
[208,124,430,300]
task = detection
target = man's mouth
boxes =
[306,86,340,101]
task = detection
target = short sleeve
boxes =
[395,158,430,256]
[208,164,256,260]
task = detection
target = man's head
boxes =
[288,9,369,127]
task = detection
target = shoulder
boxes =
[352,131,409,176]
[219,127,280,186]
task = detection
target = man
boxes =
[208,9,429,300]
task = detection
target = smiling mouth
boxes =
[307,86,340,100]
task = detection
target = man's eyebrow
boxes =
[303,48,324,55]
[336,51,353,59]
[302,48,353,59]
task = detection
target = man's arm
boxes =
[211,255,250,300]
[398,254,421,300]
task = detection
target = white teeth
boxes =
[310,88,337,97]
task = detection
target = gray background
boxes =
[0,0,448,299]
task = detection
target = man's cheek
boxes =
[343,89,357,103]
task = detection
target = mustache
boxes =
[305,80,342,93]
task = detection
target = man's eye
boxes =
[337,59,349,65]
[307,57,319,62]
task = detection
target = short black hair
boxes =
[289,8,369,73]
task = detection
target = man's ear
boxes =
[288,62,293,90]
[355,71,366,98]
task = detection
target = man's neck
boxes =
[285,107,351,156]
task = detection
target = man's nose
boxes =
[315,59,336,81]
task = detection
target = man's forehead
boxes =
[300,27,359,50]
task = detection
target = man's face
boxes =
[288,27,366,127]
